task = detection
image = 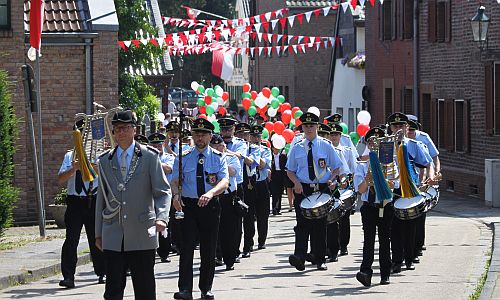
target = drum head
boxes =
[425,186,438,198]
[394,195,425,209]
[339,189,354,201]
[300,192,332,209]
[333,200,342,209]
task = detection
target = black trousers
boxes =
[270,170,286,213]
[242,183,256,252]
[293,184,327,264]
[103,248,156,300]
[61,196,105,280]
[254,180,270,246]
[391,216,417,265]
[338,211,351,250]
[178,197,220,293]
[217,193,240,266]
[360,203,394,278]
[326,221,339,258]
[157,207,176,259]
[235,184,244,256]
[415,212,426,253]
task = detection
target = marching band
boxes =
[65,108,441,299]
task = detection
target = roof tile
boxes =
[24,0,87,33]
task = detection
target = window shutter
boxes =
[445,0,451,42]
[495,64,500,134]
[428,0,437,43]
[392,0,397,40]
[379,5,383,41]
[398,0,404,40]
[430,98,437,141]
[485,62,494,135]
[464,100,470,153]
[444,99,454,151]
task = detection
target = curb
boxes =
[0,253,91,290]
[479,222,499,300]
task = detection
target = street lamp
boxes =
[470,5,490,51]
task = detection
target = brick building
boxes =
[365,0,500,200]
[250,0,336,116]
[0,0,119,223]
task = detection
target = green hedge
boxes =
[0,69,19,237]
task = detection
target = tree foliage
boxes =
[0,69,19,237]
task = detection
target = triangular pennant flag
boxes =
[124,40,132,48]
[298,36,304,44]
[262,33,268,42]
[297,13,304,24]
[267,47,273,55]
[341,2,350,13]
[195,28,201,34]
[163,17,171,25]
[243,18,250,26]
[258,47,264,56]
[288,35,293,44]
[313,9,321,18]
[276,46,281,56]
[265,12,272,21]
[324,41,328,48]
[305,11,313,23]
[300,44,306,53]
[322,6,331,16]
[257,32,263,42]
[245,47,249,55]
[276,34,282,43]
[250,47,255,58]
[287,16,295,27]
[280,18,287,29]
[132,40,141,47]
[288,45,293,53]
[118,41,127,51]
[268,33,273,42]
[316,42,321,51]
[360,0,366,7]
[254,23,262,32]
[222,20,228,27]
[370,0,375,6]
[351,0,358,10]
[149,38,159,47]
[140,39,149,46]
[271,20,278,30]
[263,22,269,32]
[292,45,298,54]
[380,0,384,4]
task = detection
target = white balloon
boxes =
[217,97,225,106]
[357,110,371,125]
[207,114,216,122]
[307,106,321,117]
[272,135,286,149]
[255,96,268,109]
[215,86,224,97]
[190,81,199,91]
[210,102,219,111]
[157,112,165,122]
[268,107,278,117]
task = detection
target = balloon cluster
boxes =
[349,110,371,145]
[191,81,230,133]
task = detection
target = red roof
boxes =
[24,0,89,33]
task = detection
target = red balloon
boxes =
[199,106,206,115]
[218,106,227,116]
[242,98,251,110]
[204,95,212,105]
[243,83,251,93]
[280,102,291,113]
[265,122,274,133]
[250,91,258,100]
[199,114,207,119]
[263,140,271,148]
[260,113,268,122]
[282,129,295,143]
[281,110,292,125]
[222,92,229,101]
[262,87,271,98]
[323,119,329,125]
[357,124,370,137]
[295,118,302,127]
[274,121,285,135]
[291,106,300,117]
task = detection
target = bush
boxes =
[53,188,68,205]
[0,69,19,237]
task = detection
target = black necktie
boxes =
[75,170,83,194]
[171,144,175,152]
[197,153,205,197]
[368,186,376,203]
[307,141,315,181]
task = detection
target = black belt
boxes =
[67,195,95,200]
[300,182,328,196]
[362,201,393,208]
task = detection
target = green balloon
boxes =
[197,99,205,106]
[197,85,205,94]
[206,105,215,116]
[248,106,257,116]
[294,110,303,119]
[271,87,280,97]
[349,131,360,145]
[339,122,348,134]
[206,88,215,97]
[262,128,269,139]
[212,120,220,133]
[284,143,291,154]
[242,92,252,100]
[271,98,280,109]
[277,95,285,103]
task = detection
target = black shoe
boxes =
[242,252,251,258]
[226,264,234,271]
[125,268,131,276]
[317,263,328,270]
[356,271,371,287]
[421,245,427,251]
[98,275,105,284]
[340,249,348,256]
[406,262,415,270]
[413,257,420,263]
[305,252,316,264]
[173,290,193,300]
[276,211,282,215]
[201,290,215,299]
[417,250,423,257]
[288,208,293,212]
[289,255,305,271]
[161,257,171,263]
[258,244,266,250]
[392,263,402,274]
[328,256,338,262]
[380,276,390,285]
[215,258,224,266]
[235,256,241,263]
[59,279,75,288]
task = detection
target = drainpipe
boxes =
[85,38,93,115]
[412,0,419,116]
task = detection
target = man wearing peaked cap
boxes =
[299,112,320,125]
[387,112,409,125]
[218,117,237,129]
[318,123,332,137]
[170,117,229,300]
[324,113,342,125]
[148,132,166,144]
[235,122,251,134]
[112,110,137,125]
[165,121,181,155]
[134,134,149,144]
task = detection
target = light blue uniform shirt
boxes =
[340,134,359,158]
[415,131,439,158]
[116,143,135,173]
[245,143,261,177]
[225,154,241,193]
[404,138,433,167]
[354,161,400,202]
[336,145,357,175]
[58,150,98,196]
[160,152,176,183]
[286,136,343,184]
[226,136,248,184]
[256,145,272,182]
[172,146,229,199]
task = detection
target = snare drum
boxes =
[300,192,334,220]
[423,185,439,211]
[326,199,344,224]
[393,195,427,220]
[339,189,357,211]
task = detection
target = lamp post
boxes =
[471,5,490,51]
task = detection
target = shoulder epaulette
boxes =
[225,152,236,157]
[234,137,243,141]
[249,144,259,148]
[212,149,223,156]
[146,145,160,154]
[182,148,193,156]
[98,149,111,159]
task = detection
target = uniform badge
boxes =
[206,173,218,185]
[198,158,204,164]
[318,158,326,168]
[117,183,126,192]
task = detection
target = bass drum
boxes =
[393,195,427,220]
[300,192,334,220]
[326,199,344,224]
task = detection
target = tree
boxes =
[0,69,19,237]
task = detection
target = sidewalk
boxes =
[0,224,91,290]
[0,192,499,298]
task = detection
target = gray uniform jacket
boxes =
[95,142,171,252]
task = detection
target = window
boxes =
[403,0,413,39]
[380,0,395,40]
[437,98,455,151]
[348,108,355,132]
[437,99,445,148]
[0,0,10,30]
[428,0,451,43]
[454,100,470,153]
[421,93,432,134]
[402,88,413,114]
[336,107,344,117]
[484,62,500,135]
